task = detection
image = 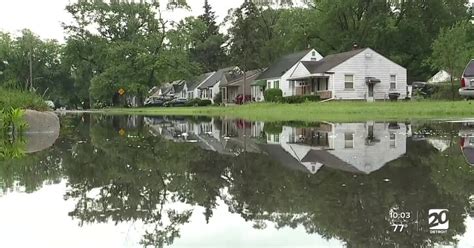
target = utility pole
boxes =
[243,69,247,104]
[29,47,33,91]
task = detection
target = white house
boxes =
[186,72,215,100]
[253,49,323,101]
[255,48,408,101]
[428,70,452,84]
[264,122,408,174]
[198,67,236,103]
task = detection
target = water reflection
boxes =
[146,117,410,174]
[0,114,473,248]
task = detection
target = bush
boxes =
[185,98,213,107]
[0,88,48,111]
[264,88,283,102]
[263,122,283,134]
[199,99,212,106]
[430,82,462,100]
[213,92,222,105]
[281,95,320,104]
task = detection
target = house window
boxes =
[345,75,354,89]
[344,132,354,149]
[312,51,316,56]
[390,75,397,90]
[390,132,396,148]
[267,81,272,89]
[274,80,280,89]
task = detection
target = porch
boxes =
[289,76,332,100]
[221,86,240,103]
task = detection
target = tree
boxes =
[64,1,197,107]
[187,0,228,72]
[430,21,474,99]
[0,30,74,106]
[306,0,471,81]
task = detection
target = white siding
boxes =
[264,49,324,97]
[329,122,407,174]
[290,63,311,79]
[331,48,407,100]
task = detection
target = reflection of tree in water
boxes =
[1,115,473,247]
[61,115,230,247]
[225,137,474,247]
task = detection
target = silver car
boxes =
[459,59,474,98]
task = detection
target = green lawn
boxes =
[104,101,474,122]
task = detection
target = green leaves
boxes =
[430,21,474,78]
[0,107,27,160]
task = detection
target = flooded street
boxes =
[1,114,473,248]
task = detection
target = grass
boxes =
[0,88,48,111]
[103,100,474,122]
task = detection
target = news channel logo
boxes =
[429,209,449,234]
[388,209,450,233]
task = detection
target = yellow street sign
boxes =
[119,129,126,136]
[118,88,126,96]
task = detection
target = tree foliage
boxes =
[1,0,473,108]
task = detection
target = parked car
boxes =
[411,81,434,98]
[144,97,166,107]
[459,59,474,98]
[164,98,188,107]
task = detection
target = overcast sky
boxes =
[0,0,246,41]
[0,0,473,42]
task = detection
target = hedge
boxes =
[281,95,320,104]
[186,98,213,107]
[264,89,283,102]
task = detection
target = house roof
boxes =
[464,60,474,77]
[258,144,311,173]
[173,80,185,93]
[301,48,366,74]
[256,50,311,80]
[301,149,364,174]
[198,67,236,89]
[220,70,262,87]
[151,83,173,97]
[187,72,215,91]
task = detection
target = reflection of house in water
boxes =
[265,122,408,174]
[145,117,265,156]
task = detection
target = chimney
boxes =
[352,43,359,50]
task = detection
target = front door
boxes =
[367,84,374,102]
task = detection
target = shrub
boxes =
[281,95,320,104]
[430,82,462,100]
[185,98,212,107]
[264,88,283,102]
[0,88,48,111]
[213,92,222,105]
[199,99,212,106]
[263,122,283,134]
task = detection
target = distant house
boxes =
[172,80,186,98]
[428,70,452,84]
[185,72,215,100]
[253,49,323,101]
[256,48,408,101]
[198,67,237,103]
[148,80,185,100]
[220,69,261,103]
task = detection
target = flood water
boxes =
[1,114,474,248]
